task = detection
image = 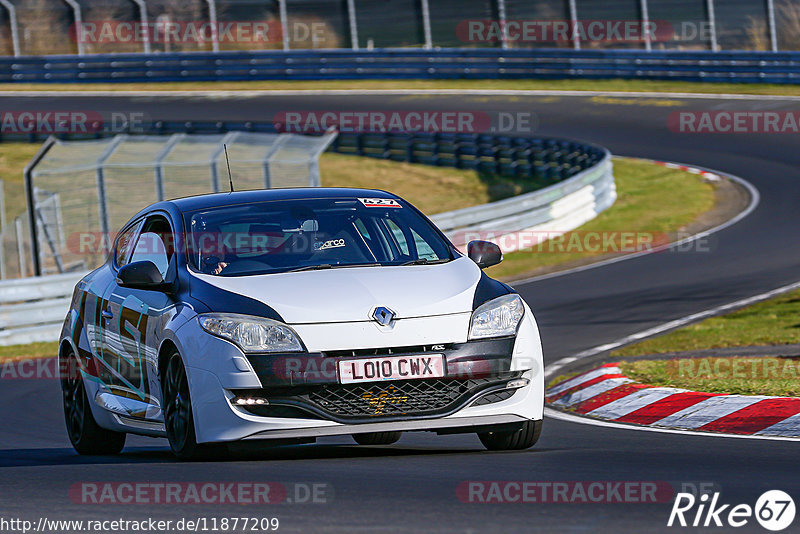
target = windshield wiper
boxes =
[286,263,381,273]
[287,264,333,272]
[398,258,450,266]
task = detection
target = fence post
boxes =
[706,0,718,51]
[279,0,290,51]
[24,136,57,277]
[131,0,151,54]
[639,0,652,51]
[495,0,508,49]
[153,133,183,201]
[94,136,126,252]
[767,0,778,51]
[15,216,26,278]
[568,0,580,50]
[347,0,359,50]
[0,0,20,56]
[63,0,85,55]
[420,0,432,49]
[262,134,291,189]
[204,0,220,52]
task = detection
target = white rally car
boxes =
[59,188,544,459]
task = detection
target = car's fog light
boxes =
[232,397,268,406]
[506,378,530,389]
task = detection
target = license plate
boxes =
[338,354,445,384]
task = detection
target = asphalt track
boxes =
[1,91,800,533]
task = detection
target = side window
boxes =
[130,232,169,278]
[115,221,141,267]
[128,216,175,278]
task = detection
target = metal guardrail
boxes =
[431,150,614,251]
[0,271,81,345]
[2,48,800,84]
[0,131,613,346]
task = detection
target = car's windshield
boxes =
[184,197,454,276]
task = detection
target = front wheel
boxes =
[162,352,206,460]
[61,349,126,455]
[478,420,542,451]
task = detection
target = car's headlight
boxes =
[199,313,304,353]
[468,294,525,340]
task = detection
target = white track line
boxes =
[545,278,800,379]
[3,89,800,101]
[544,407,800,442]
[510,160,760,286]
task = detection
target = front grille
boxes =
[324,344,452,359]
[294,372,521,420]
[472,389,516,406]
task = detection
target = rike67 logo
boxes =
[668,490,795,531]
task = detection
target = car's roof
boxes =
[167,187,398,213]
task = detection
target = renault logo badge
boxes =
[371,306,395,326]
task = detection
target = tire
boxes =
[162,351,220,461]
[478,420,542,451]
[60,348,126,455]
[352,432,402,446]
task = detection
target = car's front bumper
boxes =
[173,304,544,444]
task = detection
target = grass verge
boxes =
[485,157,715,280]
[618,357,800,397]
[614,289,800,357]
[1,79,800,96]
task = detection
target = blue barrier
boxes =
[1,48,799,84]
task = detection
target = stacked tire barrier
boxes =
[2,48,800,84]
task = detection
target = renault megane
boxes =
[59,188,545,459]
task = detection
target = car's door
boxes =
[104,213,177,419]
[87,218,143,386]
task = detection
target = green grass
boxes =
[3,78,800,96]
[618,357,800,397]
[485,157,715,280]
[320,152,539,214]
[614,289,800,357]
[0,341,58,362]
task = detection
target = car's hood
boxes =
[191,257,481,324]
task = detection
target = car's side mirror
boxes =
[117,261,169,291]
[468,240,503,269]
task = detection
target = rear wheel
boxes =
[61,348,126,455]
[352,432,402,446]
[478,420,542,451]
